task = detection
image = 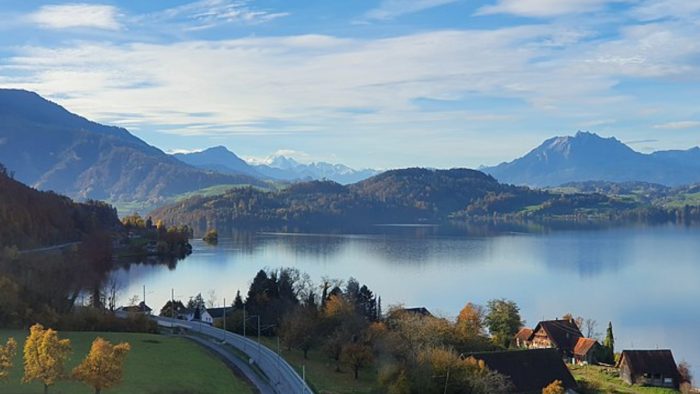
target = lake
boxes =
[110,223,700,377]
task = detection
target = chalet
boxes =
[471,349,578,394]
[617,350,681,389]
[117,301,152,315]
[573,337,601,365]
[529,319,584,360]
[513,327,533,348]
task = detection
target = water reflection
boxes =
[109,225,700,380]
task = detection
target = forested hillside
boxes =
[151,168,690,233]
[0,163,121,249]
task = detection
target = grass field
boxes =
[0,330,253,394]
[570,364,678,394]
[258,337,380,394]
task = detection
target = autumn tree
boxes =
[484,299,523,348]
[542,380,565,394]
[280,305,318,359]
[23,324,72,394]
[341,342,373,379]
[0,337,17,381]
[73,337,131,394]
[457,302,485,338]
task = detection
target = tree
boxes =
[584,318,599,339]
[484,299,523,348]
[22,324,72,394]
[341,342,373,379]
[280,306,318,359]
[72,337,131,394]
[233,290,244,310]
[457,302,485,338]
[0,337,17,381]
[601,322,614,363]
[678,361,693,385]
[542,380,565,394]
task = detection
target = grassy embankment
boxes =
[0,330,253,394]
[258,336,380,394]
[571,364,678,394]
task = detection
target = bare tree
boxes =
[128,294,139,306]
[206,289,218,308]
[103,278,121,312]
[585,318,599,339]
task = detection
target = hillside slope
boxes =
[0,89,264,204]
[0,164,121,249]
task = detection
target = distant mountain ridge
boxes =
[483,131,700,187]
[0,89,264,206]
[174,146,380,184]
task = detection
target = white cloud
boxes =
[365,0,458,20]
[653,121,700,130]
[476,0,616,17]
[29,4,121,30]
[631,0,700,21]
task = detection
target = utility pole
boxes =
[143,285,146,307]
[222,297,226,341]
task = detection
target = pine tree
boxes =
[233,290,244,310]
[22,324,72,394]
[72,337,131,394]
[603,322,615,363]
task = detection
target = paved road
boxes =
[184,335,274,394]
[153,316,313,394]
[18,241,81,255]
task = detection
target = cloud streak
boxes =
[365,0,458,20]
[653,121,700,130]
[29,3,121,30]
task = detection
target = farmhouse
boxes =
[528,319,584,360]
[177,307,214,325]
[617,350,681,389]
[573,337,601,365]
[513,327,533,348]
[117,301,152,315]
[471,349,578,393]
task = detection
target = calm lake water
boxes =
[111,224,700,377]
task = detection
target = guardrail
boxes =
[152,315,313,394]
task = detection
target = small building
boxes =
[399,307,432,317]
[117,301,152,315]
[178,307,214,325]
[207,307,233,323]
[617,350,680,389]
[471,349,578,393]
[573,337,601,365]
[529,319,584,360]
[513,327,533,348]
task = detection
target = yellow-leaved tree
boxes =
[22,324,71,394]
[542,380,565,394]
[72,337,131,394]
[0,337,18,381]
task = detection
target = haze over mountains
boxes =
[174,146,379,185]
[483,131,700,187]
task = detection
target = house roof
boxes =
[617,350,680,380]
[207,307,233,319]
[530,319,583,352]
[400,307,432,316]
[514,328,534,342]
[471,349,577,393]
[573,337,599,356]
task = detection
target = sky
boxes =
[1,0,699,169]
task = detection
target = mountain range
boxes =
[174,146,379,185]
[483,131,700,187]
[0,89,264,206]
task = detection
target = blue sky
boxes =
[1,0,699,168]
